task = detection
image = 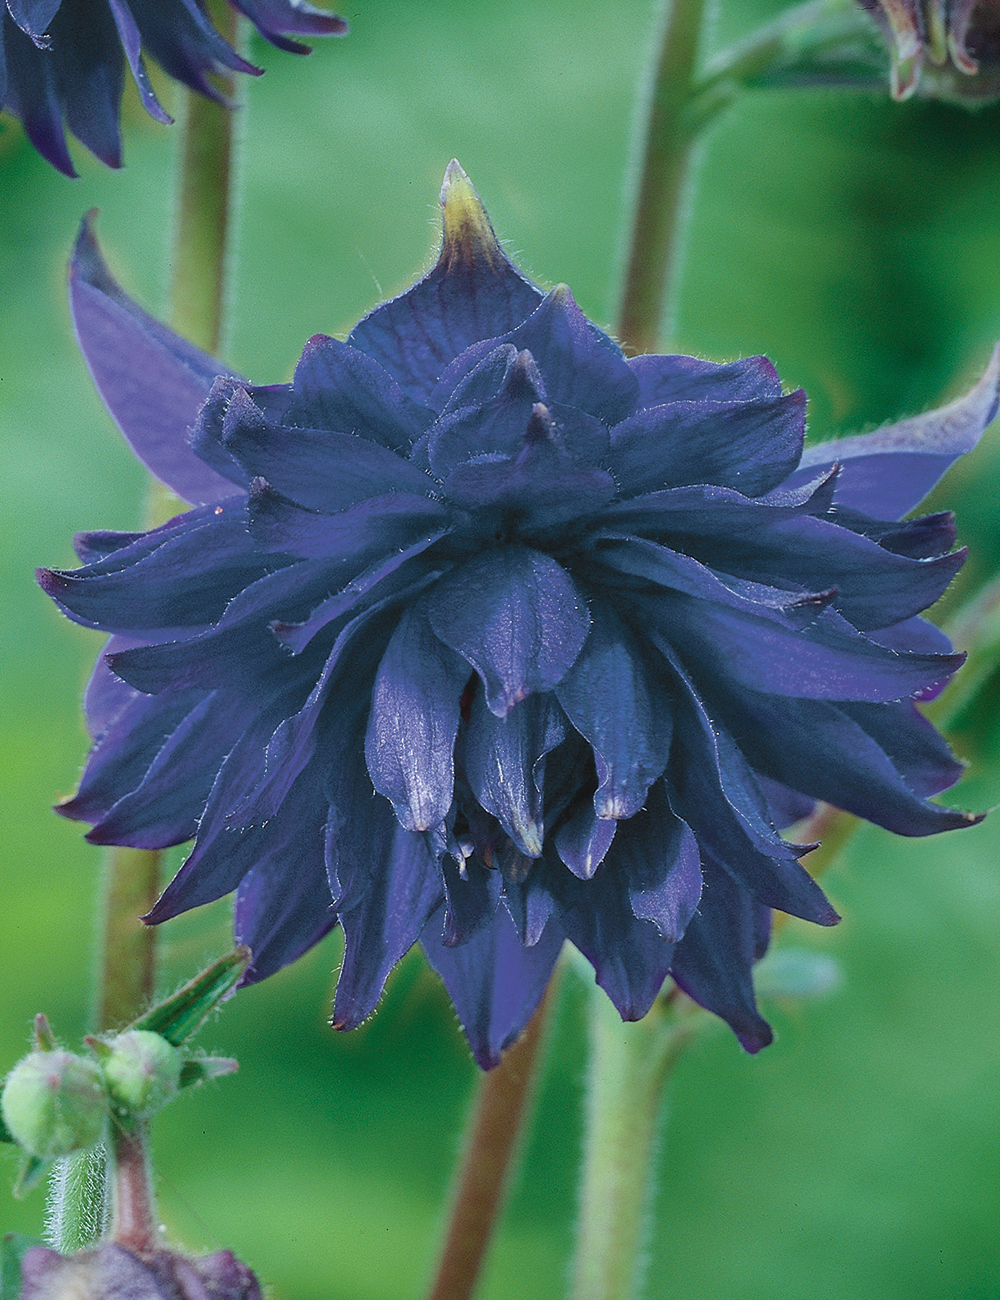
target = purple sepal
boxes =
[19,1244,262,1300]
[670,861,774,1053]
[421,902,563,1069]
[628,353,782,406]
[233,0,347,53]
[69,215,238,505]
[792,342,1000,517]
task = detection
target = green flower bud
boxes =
[1,1052,108,1159]
[102,1031,182,1117]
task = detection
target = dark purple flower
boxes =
[1,0,346,176]
[858,0,1000,99]
[43,164,997,1067]
[20,1243,261,1300]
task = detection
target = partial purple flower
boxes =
[44,165,997,1067]
[19,1243,261,1300]
[1,0,346,176]
[858,0,1000,99]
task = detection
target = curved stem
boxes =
[616,0,708,353]
[425,976,558,1300]
[570,987,698,1300]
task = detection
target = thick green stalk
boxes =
[425,976,558,1300]
[570,989,697,1300]
[616,0,708,353]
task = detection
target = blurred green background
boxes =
[3,2,1000,1297]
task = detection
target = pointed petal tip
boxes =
[439,162,504,270]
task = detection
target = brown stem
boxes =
[425,977,558,1300]
[109,1123,158,1254]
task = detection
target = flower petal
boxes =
[421,901,564,1069]
[232,0,347,53]
[670,860,774,1053]
[69,215,239,504]
[428,545,590,715]
[609,391,805,499]
[348,163,544,404]
[793,342,1000,517]
[628,353,782,406]
[365,602,470,832]
[555,599,674,819]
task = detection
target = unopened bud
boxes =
[2,1051,108,1159]
[102,1031,182,1117]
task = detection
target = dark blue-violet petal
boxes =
[596,472,837,541]
[591,536,835,631]
[554,802,617,879]
[81,633,151,739]
[8,0,62,40]
[235,816,337,986]
[655,594,963,702]
[146,693,310,922]
[126,0,260,101]
[348,164,544,405]
[868,615,953,656]
[222,386,434,512]
[40,512,278,632]
[609,391,805,500]
[233,0,347,53]
[106,0,172,123]
[681,512,967,632]
[50,0,124,168]
[829,507,957,560]
[500,864,557,947]
[427,348,545,477]
[58,683,206,826]
[756,777,816,830]
[3,15,75,173]
[435,285,638,427]
[614,782,703,941]
[438,344,524,415]
[670,860,774,1053]
[428,545,590,716]
[273,539,447,654]
[332,819,443,1030]
[248,482,450,561]
[285,334,433,452]
[718,688,980,836]
[440,850,503,946]
[555,599,674,819]
[788,342,1000,517]
[365,601,470,832]
[421,902,564,1069]
[234,595,398,828]
[464,692,565,857]
[443,408,616,525]
[189,377,253,489]
[69,216,239,505]
[553,852,676,1022]
[628,353,782,407]
[839,699,964,798]
[83,689,258,848]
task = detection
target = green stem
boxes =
[169,0,241,356]
[425,975,559,1300]
[616,0,708,353]
[570,987,698,1300]
[46,1148,108,1254]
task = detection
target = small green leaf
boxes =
[31,1016,56,1054]
[130,947,250,1047]
[2,1234,44,1300]
[13,1157,50,1200]
[178,1056,239,1089]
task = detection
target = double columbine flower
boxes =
[43,165,997,1067]
[859,0,1000,99]
[0,0,346,175]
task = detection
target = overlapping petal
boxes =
[47,164,994,1067]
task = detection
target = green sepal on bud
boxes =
[129,947,250,1047]
[91,1032,182,1119]
[1,1052,108,1161]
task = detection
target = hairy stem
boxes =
[426,977,558,1300]
[108,1123,158,1254]
[616,0,708,353]
[570,987,697,1300]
